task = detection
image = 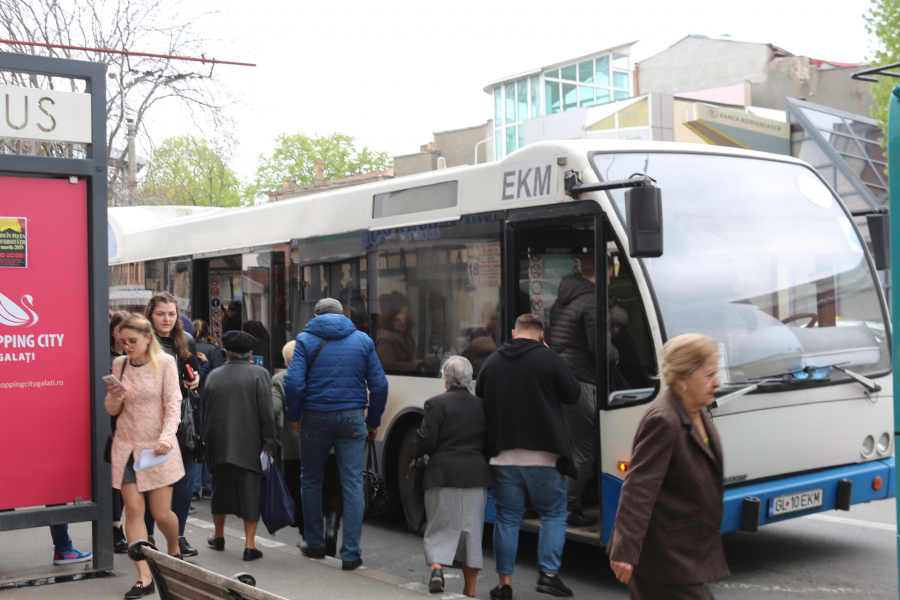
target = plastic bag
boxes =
[260,463,296,535]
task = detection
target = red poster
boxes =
[0,176,91,509]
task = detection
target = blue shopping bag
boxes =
[260,463,295,535]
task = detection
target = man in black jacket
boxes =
[476,313,581,600]
[548,254,603,528]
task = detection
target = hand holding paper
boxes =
[260,451,274,471]
[134,449,169,471]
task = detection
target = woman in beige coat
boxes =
[608,334,730,600]
[105,315,184,599]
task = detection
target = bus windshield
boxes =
[591,152,889,386]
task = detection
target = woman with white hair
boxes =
[413,355,493,597]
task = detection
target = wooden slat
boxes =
[164,576,224,600]
[139,546,288,600]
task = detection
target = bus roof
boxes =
[111,140,809,265]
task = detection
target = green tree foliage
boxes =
[248,132,393,200]
[142,136,245,207]
[864,0,900,138]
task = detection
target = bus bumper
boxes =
[721,456,895,534]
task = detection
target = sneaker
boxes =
[536,572,573,597]
[53,548,92,565]
[490,585,513,600]
[188,504,197,514]
[113,526,128,554]
[124,579,155,599]
[566,510,598,527]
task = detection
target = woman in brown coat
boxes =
[608,334,729,599]
[376,307,425,372]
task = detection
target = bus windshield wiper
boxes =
[712,379,784,408]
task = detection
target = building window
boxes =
[530,74,541,118]
[543,52,630,113]
[495,129,503,161]
[517,78,528,125]
[505,81,516,125]
[494,86,501,127]
[546,80,560,115]
[506,125,517,154]
[518,124,524,150]
[563,83,578,111]
[595,56,609,87]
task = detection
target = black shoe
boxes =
[243,547,263,561]
[342,558,363,571]
[113,526,128,554]
[536,573,573,597]
[325,512,340,558]
[188,505,197,514]
[429,567,444,593]
[567,510,598,527]
[207,535,225,551]
[299,540,325,559]
[124,580,155,599]
[179,536,198,558]
[490,585,513,600]
[192,492,201,501]
[147,536,155,548]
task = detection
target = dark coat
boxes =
[607,390,730,586]
[549,277,596,384]
[202,359,278,473]
[157,333,200,399]
[195,339,225,395]
[413,387,493,490]
[475,338,581,477]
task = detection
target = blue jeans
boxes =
[300,409,367,562]
[192,460,211,495]
[50,524,73,553]
[490,465,567,576]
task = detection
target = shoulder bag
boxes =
[364,435,391,519]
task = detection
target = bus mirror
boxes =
[866,213,890,271]
[626,185,663,258]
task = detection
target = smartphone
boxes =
[102,374,127,390]
[185,364,196,381]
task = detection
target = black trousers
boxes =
[284,455,342,536]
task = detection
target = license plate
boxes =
[767,488,824,517]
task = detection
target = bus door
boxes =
[193,255,244,352]
[505,203,607,543]
[241,250,288,375]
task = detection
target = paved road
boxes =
[3,498,896,599]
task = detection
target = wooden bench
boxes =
[127,540,288,600]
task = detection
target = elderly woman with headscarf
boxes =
[608,333,729,599]
[413,356,493,597]
[201,330,278,562]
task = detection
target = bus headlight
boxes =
[862,435,876,457]
[877,433,892,455]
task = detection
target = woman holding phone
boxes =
[144,292,201,558]
[105,315,184,599]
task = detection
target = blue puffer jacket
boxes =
[283,313,389,429]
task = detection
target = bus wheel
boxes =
[396,426,425,534]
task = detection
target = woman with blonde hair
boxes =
[607,333,729,599]
[105,315,185,599]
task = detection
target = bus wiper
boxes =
[803,363,882,393]
[712,379,784,408]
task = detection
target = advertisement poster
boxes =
[0,176,91,509]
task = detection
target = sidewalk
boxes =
[0,514,459,600]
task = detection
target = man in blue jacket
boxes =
[284,298,388,570]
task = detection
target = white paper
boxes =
[260,452,273,471]
[134,449,168,471]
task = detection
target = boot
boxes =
[113,525,128,554]
[325,511,340,558]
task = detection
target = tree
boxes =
[864,0,900,138]
[0,0,237,205]
[141,136,244,207]
[248,132,393,201]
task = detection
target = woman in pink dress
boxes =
[105,315,185,599]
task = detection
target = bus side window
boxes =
[370,215,503,377]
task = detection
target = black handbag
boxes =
[177,388,204,463]
[403,456,427,533]
[363,436,391,519]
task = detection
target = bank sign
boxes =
[0,84,92,144]
[0,176,91,509]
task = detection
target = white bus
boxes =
[108,140,894,545]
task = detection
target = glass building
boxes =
[486,43,636,159]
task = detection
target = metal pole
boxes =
[889,83,900,598]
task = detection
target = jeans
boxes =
[300,409,366,562]
[490,465,567,576]
[192,460,212,495]
[49,524,73,553]
[563,382,597,511]
[146,455,194,537]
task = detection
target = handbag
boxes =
[259,461,296,535]
[363,435,391,519]
[403,456,427,533]
[177,388,204,463]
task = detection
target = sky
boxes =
[145,0,878,184]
